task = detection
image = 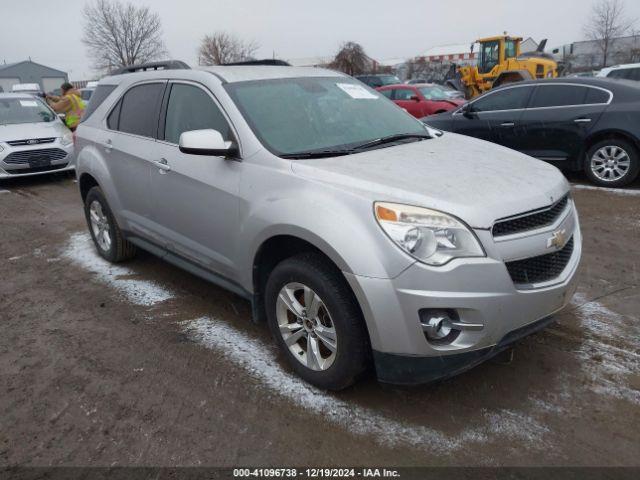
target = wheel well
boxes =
[434,110,447,114]
[79,173,99,202]
[584,130,640,154]
[251,235,363,326]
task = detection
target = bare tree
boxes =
[583,0,635,67]
[330,42,371,76]
[198,32,258,65]
[82,0,167,73]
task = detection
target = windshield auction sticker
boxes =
[19,100,39,107]
[336,83,378,99]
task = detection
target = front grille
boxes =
[6,137,56,146]
[493,195,569,238]
[3,148,68,165]
[6,163,69,175]
[506,237,574,285]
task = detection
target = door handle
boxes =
[155,158,171,173]
[500,122,515,127]
[103,139,113,151]
[574,118,592,123]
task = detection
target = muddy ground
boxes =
[0,172,638,467]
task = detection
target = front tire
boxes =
[584,138,639,187]
[84,186,136,263]
[265,253,369,390]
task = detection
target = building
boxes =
[418,44,477,65]
[552,34,640,71]
[0,60,68,93]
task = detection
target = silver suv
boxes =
[75,62,581,390]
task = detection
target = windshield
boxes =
[0,97,56,125]
[225,77,428,156]
[379,75,401,85]
[419,85,452,101]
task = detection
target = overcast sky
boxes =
[1,0,639,80]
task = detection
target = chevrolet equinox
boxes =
[75,62,581,390]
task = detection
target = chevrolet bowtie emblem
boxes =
[547,229,567,249]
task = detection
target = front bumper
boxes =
[345,200,581,385]
[0,142,75,178]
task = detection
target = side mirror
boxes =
[410,95,420,102]
[461,103,476,118]
[178,129,238,157]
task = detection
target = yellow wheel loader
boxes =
[449,35,558,99]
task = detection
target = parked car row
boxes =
[423,78,640,187]
[377,83,465,118]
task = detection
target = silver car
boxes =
[75,64,581,390]
[0,93,75,178]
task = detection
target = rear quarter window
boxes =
[584,88,610,104]
[80,85,116,122]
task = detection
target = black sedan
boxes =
[423,78,640,187]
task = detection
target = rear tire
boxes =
[84,186,136,263]
[584,138,639,187]
[265,253,369,390]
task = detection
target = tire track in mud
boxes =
[59,231,606,458]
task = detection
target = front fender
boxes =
[237,186,415,291]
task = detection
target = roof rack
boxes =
[223,59,291,66]
[112,60,191,75]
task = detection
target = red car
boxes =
[377,83,466,118]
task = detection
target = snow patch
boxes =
[571,292,640,404]
[8,255,25,261]
[182,316,552,454]
[571,184,640,196]
[62,232,173,307]
[0,189,10,194]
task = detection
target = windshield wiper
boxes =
[350,133,431,152]
[280,133,432,159]
[280,149,354,159]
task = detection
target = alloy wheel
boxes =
[275,282,337,371]
[89,200,112,252]
[590,145,631,182]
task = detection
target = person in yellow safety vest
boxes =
[46,82,86,131]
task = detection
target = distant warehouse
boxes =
[0,60,68,93]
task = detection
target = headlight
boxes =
[374,202,485,266]
[60,132,73,146]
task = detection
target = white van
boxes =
[11,83,43,95]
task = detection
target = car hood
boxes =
[291,133,569,229]
[0,121,67,142]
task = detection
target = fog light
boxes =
[421,310,454,340]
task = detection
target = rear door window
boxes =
[116,83,165,138]
[80,84,116,122]
[529,85,591,108]
[471,86,532,112]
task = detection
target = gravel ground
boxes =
[0,172,638,467]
